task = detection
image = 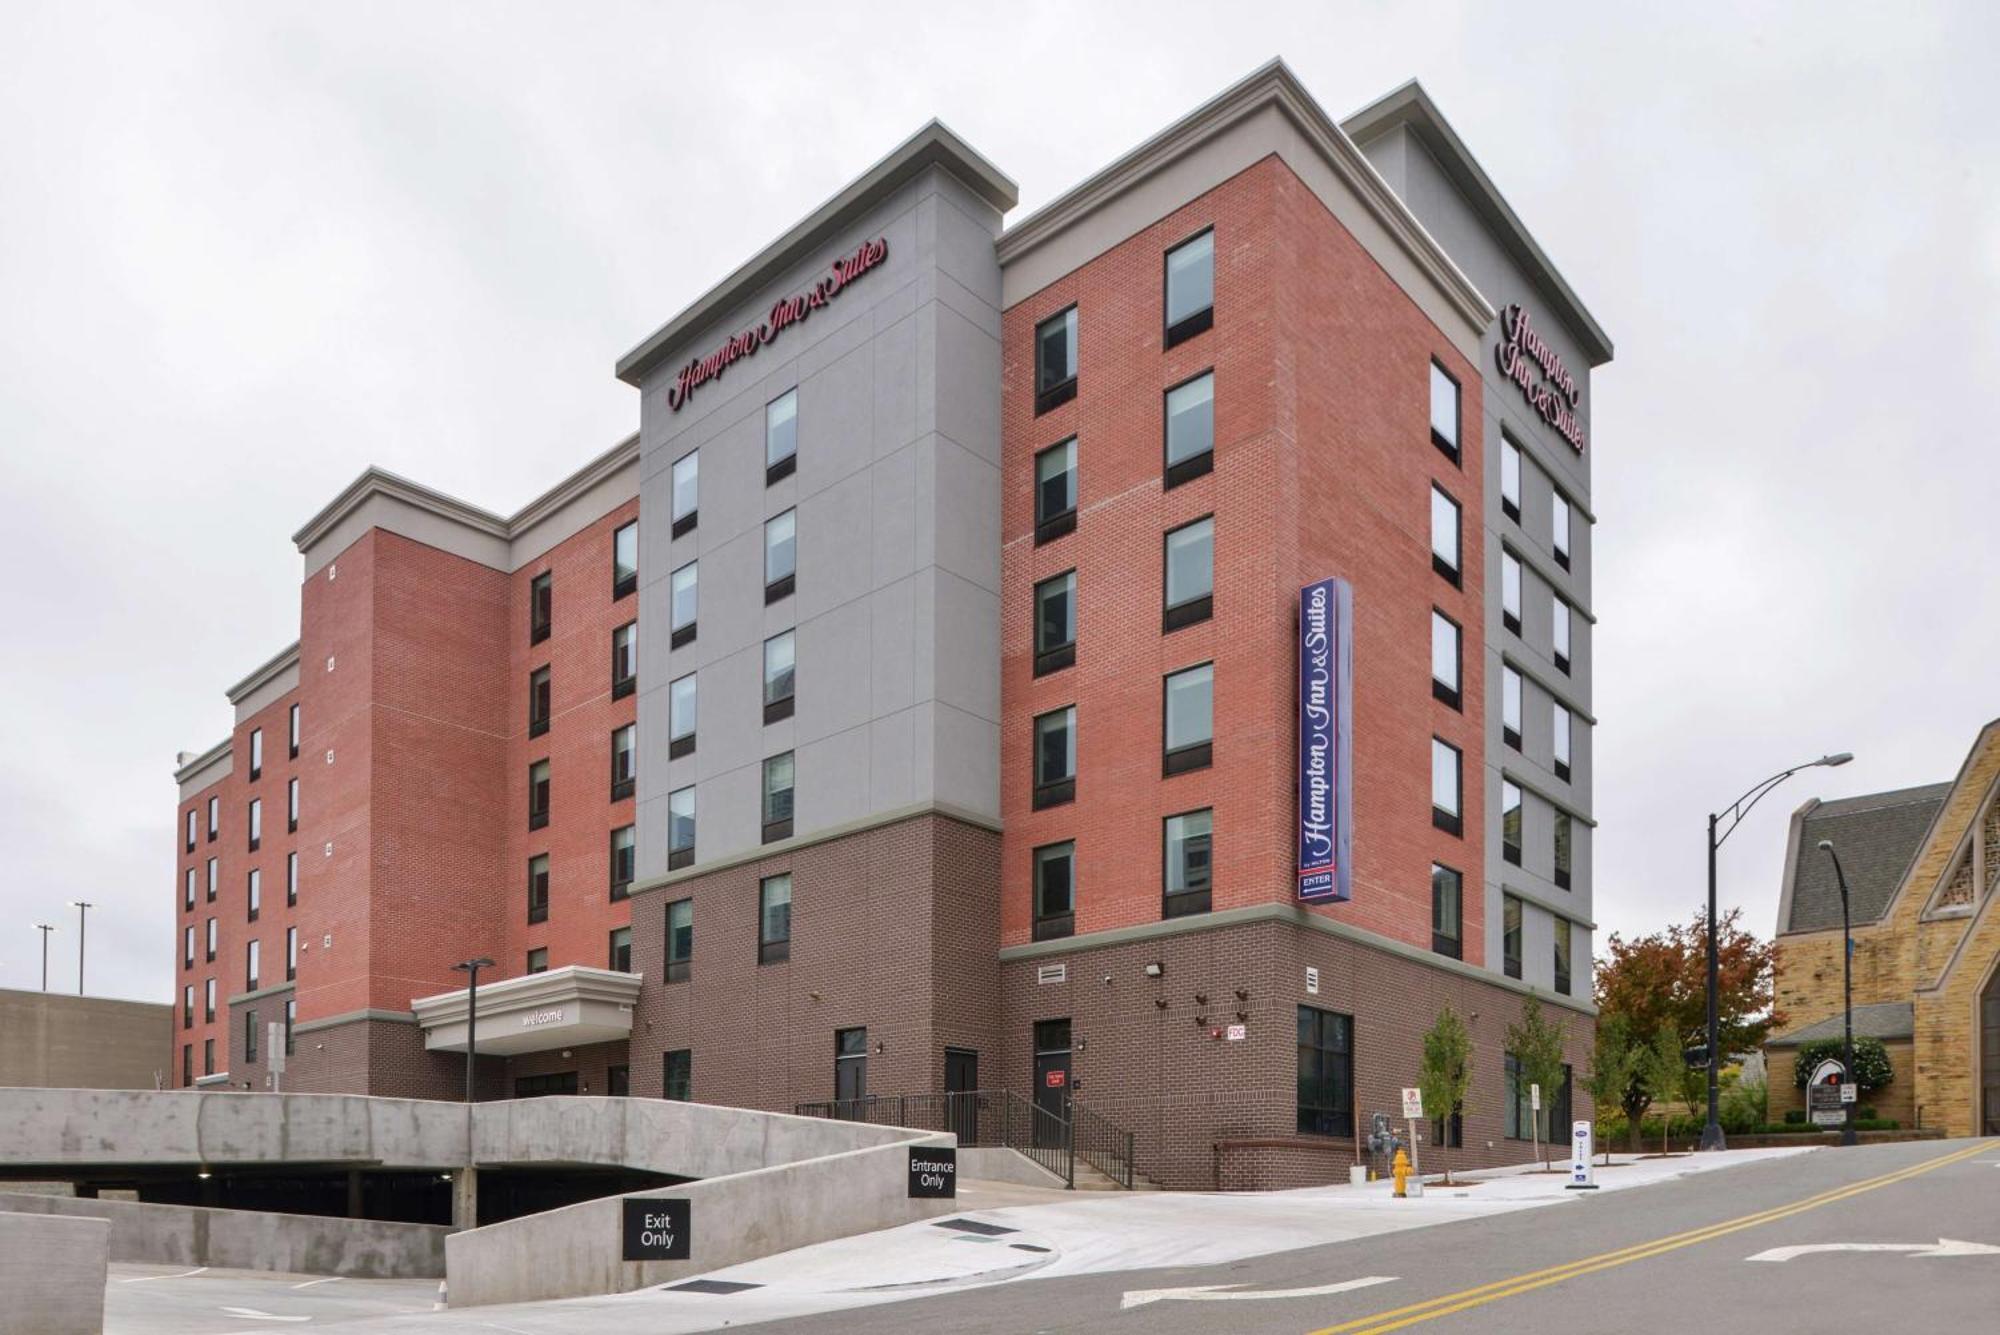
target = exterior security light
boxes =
[1143,962,1164,978]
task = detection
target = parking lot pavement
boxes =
[104,1263,440,1333]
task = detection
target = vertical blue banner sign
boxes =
[1298,577,1354,902]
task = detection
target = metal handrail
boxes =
[1071,1096,1136,1189]
[793,1088,1097,1188]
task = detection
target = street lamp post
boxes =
[1817,840,1858,1148]
[451,957,495,1104]
[70,901,93,996]
[1701,752,1853,1152]
[35,924,56,992]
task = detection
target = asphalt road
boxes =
[733,1137,2000,1335]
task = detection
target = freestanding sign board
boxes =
[1807,1059,1848,1128]
[1297,577,1354,903]
[907,1146,956,1199]
[1568,1121,1597,1189]
[622,1198,691,1261]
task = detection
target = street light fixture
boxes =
[70,901,93,996]
[1816,840,1859,1148]
[1700,751,1852,1152]
[34,924,56,992]
[451,957,495,1104]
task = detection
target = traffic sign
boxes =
[1401,1088,1424,1119]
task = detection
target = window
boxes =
[286,777,299,833]
[1500,435,1522,521]
[204,977,216,1023]
[670,561,697,648]
[671,449,699,538]
[759,873,792,963]
[245,939,260,991]
[526,947,548,974]
[1552,491,1572,569]
[766,388,798,484]
[1163,663,1213,775]
[1163,370,1214,487]
[528,759,551,830]
[1034,438,1077,544]
[1506,1055,1572,1141]
[1431,738,1462,836]
[206,858,217,902]
[207,795,219,841]
[203,1037,215,1075]
[1163,516,1213,631]
[183,1044,192,1086]
[244,1011,259,1069]
[1503,895,1523,980]
[1429,361,1460,461]
[666,898,693,982]
[183,928,194,971]
[206,917,217,963]
[286,852,297,907]
[608,1064,630,1097]
[247,798,261,852]
[1163,808,1213,918]
[1034,306,1077,414]
[610,825,635,901]
[186,809,197,852]
[288,703,300,759]
[1552,594,1571,674]
[611,723,637,802]
[1552,705,1572,782]
[1553,917,1573,995]
[515,1072,578,1098]
[1502,781,1523,866]
[249,728,263,781]
[286,927,296,982]
[1297,1006,1355,1135]
[527,854,550,924]
[1431,610,1461,710]
[284,999,295,1056]
[1433,863,1462,959]
[1164,227,1214,346]
[530,571,553,645]
[763,631,795,724]
[764,509,796,603]
[183,984,194,1027]
[762,752,795,843]
[667,786,696,870]
[1032,706,1076,809]
[184,867,196,911]
[669,673,697,758]
[1430,485,1461,585]
[1032,841,1075,942]
[612,622,637,700]
[609,926,633,973]
[247,869,261,923]
[1554,811,1574,891]
[613,520,638,599]
[835,1027,868,1104]
[1502,666,1522,750]
[528,667,551,737]
[1502,552,1522,635]
[664,1049,692,1102]
[1033,571,1076,676]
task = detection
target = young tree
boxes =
[1638,1026,1687,1156]
[1418,1004,1473,1185]
[1581,1013,1642,1165]
[1506,992,1569,1170]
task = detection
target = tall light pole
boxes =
[1701,752,1852,1152]
[70,901,93,995]
[1817,840,1858,1148]
[451,958,495,1104]
[35,924,56,992]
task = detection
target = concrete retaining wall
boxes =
[958,1146,1067,1188]
[0,1192,446,1278]
[0,1211,108,1335]
[446,1134,960,1307]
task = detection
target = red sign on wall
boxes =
[1045,1069,1066,1089]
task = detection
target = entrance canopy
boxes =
[411,965,640,1056]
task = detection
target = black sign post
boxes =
[907,1146,957,1199]
[622,1197,691,1261]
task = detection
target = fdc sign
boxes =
[622,1197,691,1261]
[908,1146,957,1199]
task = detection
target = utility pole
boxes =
[35,924,56,991]
[70,901,93,995]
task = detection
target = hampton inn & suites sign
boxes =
[1496,303,1586,452]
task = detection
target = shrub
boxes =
[1783,1109,1805,1125]
[1791,1037,1893,1092]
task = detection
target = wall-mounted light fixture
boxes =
[1144,962,1164,978]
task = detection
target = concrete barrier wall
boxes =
[0,1191,447,1278]
[0,1211,108,1335]
[445,1133,960,1307]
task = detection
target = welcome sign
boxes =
[1297,577,1354,902]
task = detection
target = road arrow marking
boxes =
[1747,1239,2000,1263]
[1121,1275,1396,1309]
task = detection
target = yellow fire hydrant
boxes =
[1392,1147,1411,1198]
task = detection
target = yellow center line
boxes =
[1307,1139,1993,1335]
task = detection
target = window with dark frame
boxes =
[1163,662,1213,775]
[1034,306,1077,414]
[1552,593,1571,674]
[758,873,791,963]
[1429,361,1460,462]
[1503,895,1523,980]
[609,926,633,973]
[672,449,699,539]
[1032,706,1076,809]
[613,520,639,599]
[526,947,548,974]
[1502,780,1523,866]
[1033,571,1076,676]
[666,897,693,981]
[284,999,295,1056]
[1552,491,1572,570]
[245,1009,258,1064]
[1431,738,1462,836]
[766,388,798,484]
[184,867,195,911]
[1164,227,1214,347]
[529,666,551,737]
[247,868,260,922]
[208,795,219,841]
[763,631,795,723]
[611,723,637,802]
[612,622,637,699]
[762,753,794,843]
[246,938,260,991]
[667,786,696,870]
[207,858,217,902]
[1435,1102,1465,1150]
[1432,863,1463,959]
[764,509,796,603]
[249,727,263,782]
[1032,841,1075,941]
[530,571,553,645]
[527,854,549,924]
[183,1044,192,1086]
[247,798,261,852]
[1296,1005,1354,1136]
[670,561,697,648]
[206,917,216,962]
[205,977,216,1022]
[289,702,300,759]
[287,777,298,832]
[1502,666,1522,750]
[183,983,193,1026]
[1500,435,1522,521]
[1430,485,1461,586]
[1554,811,1573,891]
[663,1049,692,1101]
[608,1065,630,1097]
[528,759,551,830]
[669,673,697,758]
[203,1037,214,1075]
[1163,808,1212,918]
[1553,917,1573,995]
[1034,438,1077,544]
[835,1026,868,1105]
[1163,370,1214,487]
[1431,610,1461,710]
[286,926,296,982]
[610,824,635,901]
[1506,1055,1572,1140]
[1163,516,1213,631]
[286,851,297,907]
[183,929,193,971]
[186,809,197,853]
[1552,704,1572,782]
[1502,552,1522,635]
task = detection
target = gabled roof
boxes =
[1767,1001,1914,1048]
[1341,79,1613,366]
[1779,784,1953,934]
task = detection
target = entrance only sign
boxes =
[908,1146,957,1199]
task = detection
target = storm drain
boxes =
[666,1279,763,1294]
[931,1217,1018,1237]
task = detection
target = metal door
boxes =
[945,1047,979,1143]
[1032,1019,1071,1148]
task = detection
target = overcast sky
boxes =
[2,2,1995,1004]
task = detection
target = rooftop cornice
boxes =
[615,120,1019,387]
[173,736,231,786]
[507,432,640,534]
[1340,79,1614,366]
[995,59,1495,342]
[224,641,301,706]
